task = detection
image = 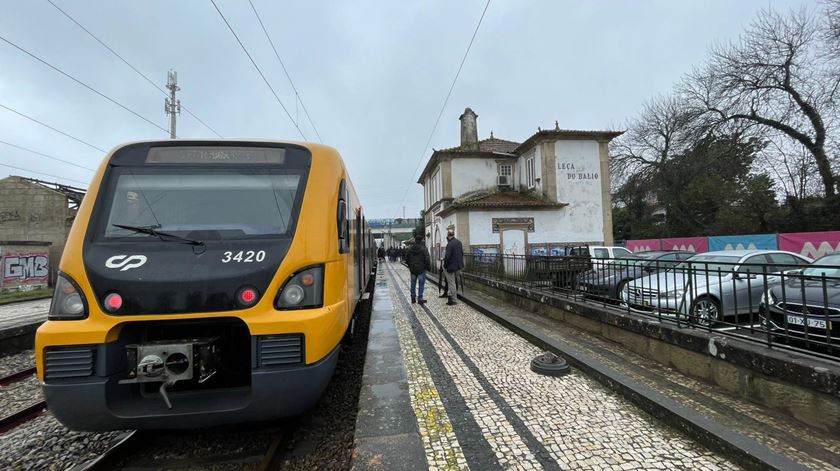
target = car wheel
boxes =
[690,296,722,327]
[616,280,630,302]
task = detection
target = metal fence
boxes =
[463,253,840,360]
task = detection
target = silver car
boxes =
[623,250,812,325]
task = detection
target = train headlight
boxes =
[282,285,305,305]
[275,266,324,310]
[49,273,89,320]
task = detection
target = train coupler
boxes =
[119,337,220,409]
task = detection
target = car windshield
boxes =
[613,247,632,257]
[615,257,650,267]
[802,254,840,278]
[674,255,740,272]
[103,170,303,240]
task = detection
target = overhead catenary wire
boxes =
[44,0,224,138]
[0,102,107,153]
[0,34,169,134]
[392,0,492,219]
[208,0,307,141]
[0,139,95,171]
[247,0,323,143]
[0,162,89,186]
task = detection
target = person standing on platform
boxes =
[442,228,464,305]
[405,232,431,305]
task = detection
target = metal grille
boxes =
[44,347,95,379]
[258,335,303,367]
[778,303,840,317]
[637,287,659,297]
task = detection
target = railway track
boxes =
[0,366,36,386]
[0,367,46,434]
[76,423,297,470]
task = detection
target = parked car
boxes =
[759,253,840,344]
[623,250,812,325]
[579,250,694,300]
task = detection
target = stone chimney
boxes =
[459,107,479,150]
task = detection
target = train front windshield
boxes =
[103,171,303,240]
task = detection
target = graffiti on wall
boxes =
[1,251,49,288]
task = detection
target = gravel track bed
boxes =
[112,426,278,470]
[0,376,42,415]
[0,413,125,470]
[0,350,34,378]
[277,284,373,470]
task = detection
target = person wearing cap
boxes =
[442,228,464,305]
[405,231,431,304]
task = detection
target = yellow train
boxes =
[35,140,375,430]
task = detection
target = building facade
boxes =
[0,176,83,286]
[419,108,622,260]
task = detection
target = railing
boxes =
[462,253,840,361]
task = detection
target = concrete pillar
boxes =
[459,108,478,150]
[599,141,614,245]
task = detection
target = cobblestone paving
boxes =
[385,263,739,470]
[390,283,468,469]
[496,293,840,470]
[463,286,840,470]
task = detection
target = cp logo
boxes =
[105,255,148,271]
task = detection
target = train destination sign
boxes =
[146,146,287,164]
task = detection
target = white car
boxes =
[570,246,633,270]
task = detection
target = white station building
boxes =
[418,108,623,260]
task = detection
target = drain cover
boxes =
[530,352,570,377]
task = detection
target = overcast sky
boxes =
[0,0,812,218]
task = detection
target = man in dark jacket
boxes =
[442,229,464,305]
[405,234,431,304]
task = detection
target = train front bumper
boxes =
[42,342,339,431]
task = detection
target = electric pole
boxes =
[164,70,181,139]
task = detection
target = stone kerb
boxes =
[463,272,840,433]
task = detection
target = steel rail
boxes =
[0,400,47,434]
[0,366,36,386]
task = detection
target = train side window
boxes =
[338,180,349,254]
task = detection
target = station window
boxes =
[526,157,535,188]
[498,164,512,176]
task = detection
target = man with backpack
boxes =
[405,231,432,304]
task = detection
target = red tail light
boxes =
[237,287,259,307]
[104,293,123,312]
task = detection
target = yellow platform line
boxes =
[387,269,468,471]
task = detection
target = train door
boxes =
[355,210,363,296]
[361,216,367,287]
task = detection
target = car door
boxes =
[731,254,771,315]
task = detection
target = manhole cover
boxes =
[530,352,570,377]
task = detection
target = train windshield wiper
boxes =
[112,224,205,247]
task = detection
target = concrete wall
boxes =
[0,177,74,283]
[553,140,604,241]
[451,158,506,195]
[0,243,50,292]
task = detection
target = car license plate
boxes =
[786,315,828,330]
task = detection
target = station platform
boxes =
[0,298,49,354]
[350,262,837,470]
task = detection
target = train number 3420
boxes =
[221,250,266,263]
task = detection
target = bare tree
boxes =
[611,94,698,183]
[755,133,821,201]
[683,7,840,196]
[823,0,840,58]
